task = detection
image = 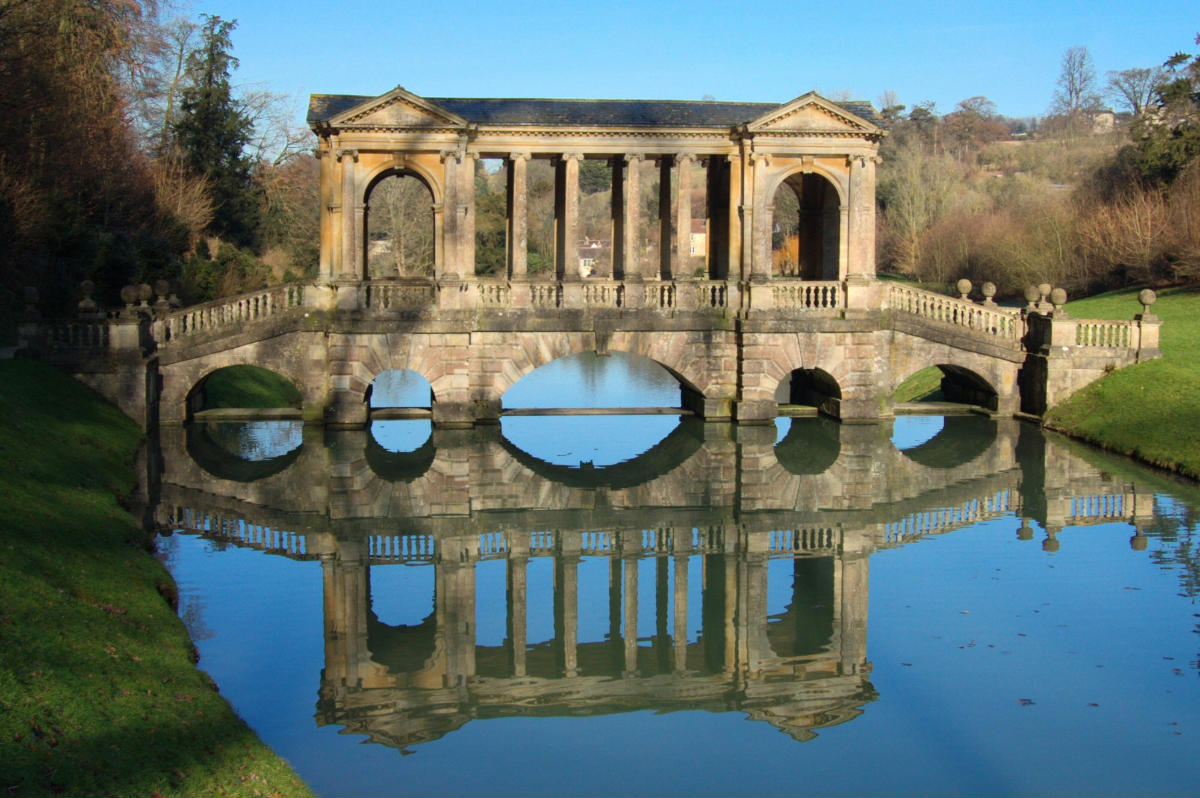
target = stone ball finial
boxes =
[956,278,972,299]
[120,285,138,306]
[1042,535,1060,553]
[77,280,97,314]
[981,281,997,305]
[1138,288,1157,314]
[1038,283,1052,301]
[1023,285,1041,309]
[154,279,170,299]
[137,283,153,304]
[1050,287,1067,309]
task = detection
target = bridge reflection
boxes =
[151,417,1160,752]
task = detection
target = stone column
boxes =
[554,154,582,281]
[317,148,335,280]
[440,151,460,281]
[659,157,673,280]
[459,152,477,278]
[675,154,694,280]
[847,155,876,280]
[507,153,530,279]
[336,149,359,281]
[749,153,771,282]
[623,154,643,281]
[727,154,743,281]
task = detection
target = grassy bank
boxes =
[1045,287,1200,480]
[0,359,313,797]
[201,365,302,409]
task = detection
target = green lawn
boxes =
[0,359,313,797]
[1045,287,1200,480]
[200,365,303,409]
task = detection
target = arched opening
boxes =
[892,365,999,412]
[368,369,433,453]
[365,171,434,279]
[894,415,998,469]
[185,365,302,420]
[771,173,840,280]
[500,351,694,467]
[776,367,842,419]
[366,567,440,676]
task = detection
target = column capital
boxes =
[749,152,771,166]
[675,152,696,165]
[509,151,531,163]
[624,152,644,164]
[560,152,584,162]
[336,148,358,163]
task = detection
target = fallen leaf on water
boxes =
[1017,698,1035,706]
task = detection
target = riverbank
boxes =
[1045,286,1200,480]
[0,359,313,797]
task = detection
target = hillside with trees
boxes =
[876,40,1200,297]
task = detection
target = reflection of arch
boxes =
[185,423,302,482]
[366,606,440,677]
[774,417,841,475]
[770,171,842,280]
[365,431,436,482]
[364,169,436,280]
[766,556,835,659]
[898,415,998,470]
[498,416,705,489]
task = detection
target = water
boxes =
[154,358,1200,797]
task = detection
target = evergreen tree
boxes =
[171,15,259,247]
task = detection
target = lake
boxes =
[153,354,1200,797]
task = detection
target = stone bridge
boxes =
[19,88,1160,428]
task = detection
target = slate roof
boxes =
[308,94,883,129]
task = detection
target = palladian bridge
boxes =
[19,87,1161,428]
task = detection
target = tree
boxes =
[1106,66,1164,116]
[1128,35,1200,185]
[171,15,259,247]
[1051,46,1104,122]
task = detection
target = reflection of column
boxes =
[623,154,643,280]
[655,555,670,670]
[336,149,358,280]
[440,560,476,685]
[743,552,768,677]
[624,553,639,675]
[507,153,529,279]
[555,538,579,677]
[555,154,582,281]
[839,554,869,675]
[506,548,528,677]
[673,554,689,673]
[675,154,694,279]
[322,540,369,687]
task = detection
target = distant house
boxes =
[689,220,706,257]
[577,238,610,277]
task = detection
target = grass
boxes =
[201,365,302,409]
[892,366,945,403]
[1045,286,1200,480]
[0,359,313,797]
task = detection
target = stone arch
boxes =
[174,357,309,424]
[775,367,842,418]
[362,167,438,280]
[890,359,1003,413]
[768,170,843,280]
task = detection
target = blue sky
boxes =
[201,0,1196,121]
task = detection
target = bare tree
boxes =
[1052,46,1104,118]
[1106,66,1165,116]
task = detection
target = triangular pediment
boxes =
[329,86,467,129]
[748,92,878,135]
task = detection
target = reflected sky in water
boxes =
[503,352,680,408]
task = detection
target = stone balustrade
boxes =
[885,283,1020,342]
[1074,319,1133,348]
[363,280,437,311]
[159,284,307,342]
[772,280,843,311]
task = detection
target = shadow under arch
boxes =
[365,430,437,482]
[497,416,707,490]
[777,367,842,419]
[184,364,304,421]
[769,170,842,281]
[185,422,302,482]
[897,415,998,470]
[773,416,842,475]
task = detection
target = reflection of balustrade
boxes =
[369,534,435,562]
[886,283,1019,341]
[881,490,1015,545]
[769,527,840,554]
[773,280,843,311]
[161,284,306,342]
[171,506,310,558]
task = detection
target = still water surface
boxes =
[155,355,1200,797]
